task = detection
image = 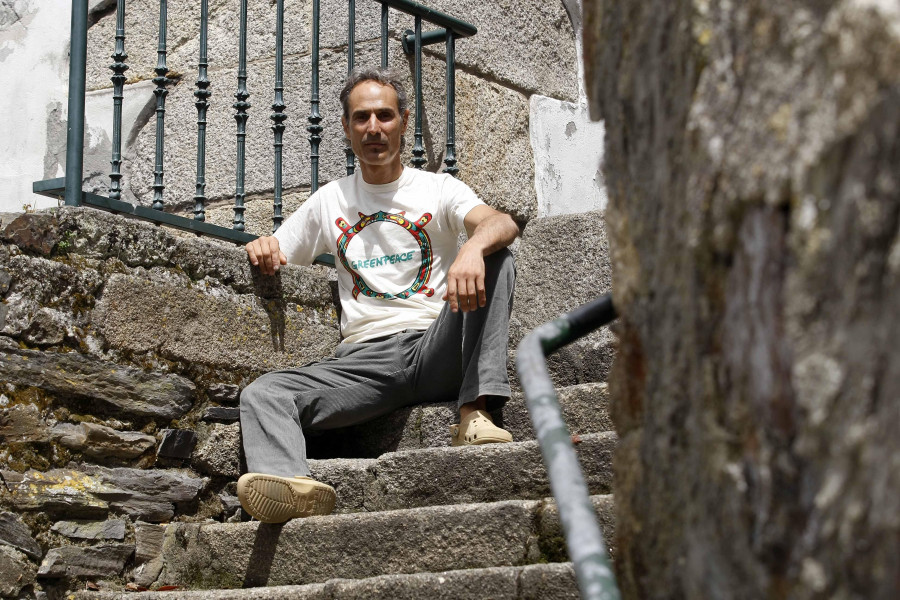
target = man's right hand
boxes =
[246,236,287,276]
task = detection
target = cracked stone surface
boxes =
[585,0,900,597]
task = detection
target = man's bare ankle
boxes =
[459,397,488,421]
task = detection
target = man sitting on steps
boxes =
[238,67,520,523]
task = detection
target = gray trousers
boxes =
[240,249,515,477]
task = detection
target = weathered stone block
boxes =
[454,70,536,223]
[537,494,616,563]
[0,348,195,420]
[51,520,127,541]
[2,466,206,522]
[0,404,49,444]
[53,207,178,267]
[37,544,134,579]
[157,500,539,588]
[0,511,42,560]
[201,406,240,422]
[21,307,69,346]
[0,212,60,255]
[51,422,156,460]
[325,565,519,600]
[219,493,241,520]
[0,469,110,519]
[132,522,166,588]
[307,458,374,514]
[500,383,613,441]
[412,0,578,101]
[1,253,101,338]
[206,383,241,406]
[518,562,579,600]
[360,433,615,512]
[0,545,36,598]
[510,331,617,389]
[94,273,340,375]
[157,429,198,460]
[192,423,241,479]
[509,211,612,344]
[309,382,612,458]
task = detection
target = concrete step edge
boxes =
[309,431,618,513]
[143,495,615,590]
[75,562,581,599]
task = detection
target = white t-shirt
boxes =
[275,167,485,343]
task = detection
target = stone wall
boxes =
[0,207,340,597]
[584,0,900,597]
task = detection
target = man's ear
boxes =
[401,110,410,132]
[341,115,350,137]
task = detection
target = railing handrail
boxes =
[376,0,477,38]
[515,294,621,600]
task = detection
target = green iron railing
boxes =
[516,293,622,600]
[35,0,477,261]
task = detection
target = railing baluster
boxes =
[443,31,458,177]
[344,0,356,176]
[65,0,88,207]
[381,3,388,68]
[410,16,425,169]
[233,0,250,231]
[193,0,210,221]
[271,0,286,232]
[151,0,169,211]
[108,0,127,200]
[308,0,322,193]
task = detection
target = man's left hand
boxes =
[443,243,487,313]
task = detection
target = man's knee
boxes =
[239,374,293,420]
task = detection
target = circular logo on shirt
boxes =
[335,211,435,300]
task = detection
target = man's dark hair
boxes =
[340,67,409,119]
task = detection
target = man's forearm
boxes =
[465,213,520,256]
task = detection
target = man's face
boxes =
[342,81,409,172]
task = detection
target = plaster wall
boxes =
[0,0,70,212]
[529,0,607,217]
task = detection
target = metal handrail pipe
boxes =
[65,0,89,207]
[401,28,446,55]
[515,294,620,600]
[375,0,476,38]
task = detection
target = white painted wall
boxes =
[0,0,72,212]
[528,0,607,217]
[530,95,606,217]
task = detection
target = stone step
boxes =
[138,495,615,590]
[310,431,616,514]
[304,382,611,459]
[76,562,581,599]
[193,385,613,483]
